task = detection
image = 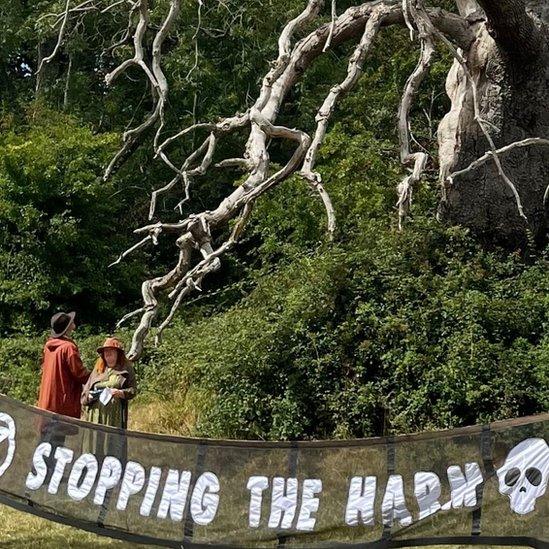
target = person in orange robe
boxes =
[37,311,90,418]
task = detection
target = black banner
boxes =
[0,394,546,547]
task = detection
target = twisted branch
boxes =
[395,0,435,229]
[36,0,71,92]
[36,0,495,360]
[103,0,182,180]
[115,1,479,359]
[301,6,390,235]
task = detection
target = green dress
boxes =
[81,364,137,458]
[84,369,127,427]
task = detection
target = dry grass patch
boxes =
[128,394,201,436]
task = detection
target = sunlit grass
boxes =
[0,504,148,548]
[0,504,524,549]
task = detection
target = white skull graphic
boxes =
[497,437,549,515]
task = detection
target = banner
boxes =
[0,394,546,548]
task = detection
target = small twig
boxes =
[186,0,204,81]
[450,138,549,183]
[108,235,154,268]
[323,0,337,52]
[36,0,71,91]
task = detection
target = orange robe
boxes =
[37,337,90,418]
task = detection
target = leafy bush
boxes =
[0,336,43,403]
[0,109,146,335]
[138,220,548,440]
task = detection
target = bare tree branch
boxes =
[449,137,549,183]
[151,0,182,150]
[109,235,153,267]
[113,1,480,359]
[323,0,337,51]
[29,0,548,362]
[103,0,183,180]
[36,0,71,92]
[396,1,435,229]
[301,5,391,235]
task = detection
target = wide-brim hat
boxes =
[97,337,127,358]
[50,311,76,338]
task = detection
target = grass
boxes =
[0,504,525,549]
[127,398,198,436]
[0,504,148,548]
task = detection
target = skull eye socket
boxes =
[505,467,521,487]
[525,467,542,487]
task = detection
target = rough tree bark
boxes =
[438,0,549,247]
[38,0,549,359]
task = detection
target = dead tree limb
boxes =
[113,0,482,359]
[32,1,548,358]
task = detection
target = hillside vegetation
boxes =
[0,1,547,440]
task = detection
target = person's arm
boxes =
[114,366,137,400]
[81,373,94,405]
[67,348,90,384]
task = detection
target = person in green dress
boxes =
[81,337,136,457]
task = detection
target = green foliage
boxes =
[0,108,145,334]
[0,0,547,443]
[139,223,548,440]
[0,335,43,403]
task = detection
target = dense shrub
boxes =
[3,226,547,441]
[0,336,43,403]
[0,109,147,334]
[138,220,548,440]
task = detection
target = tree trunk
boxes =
[437,0,549,248]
